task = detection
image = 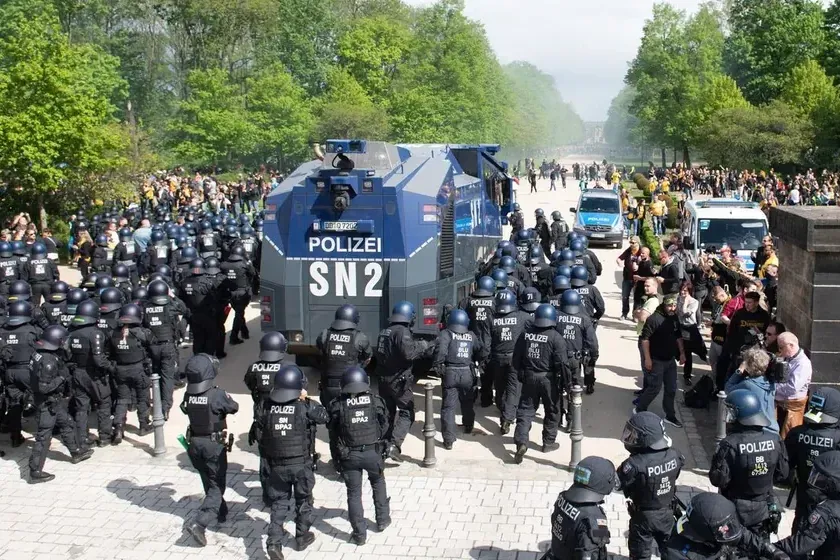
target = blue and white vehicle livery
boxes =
[569,189,624,248]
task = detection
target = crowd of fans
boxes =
[138,169,281,214]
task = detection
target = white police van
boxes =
[683,199,769,273]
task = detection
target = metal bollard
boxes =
[422,382,436,468]
[715,391,727,445]
[150,373,167,456]
[569,384,583,468]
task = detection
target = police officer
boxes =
[98,287,124,333]
[142,229,172,277]
[0,241,21,297]
[23,242,59,306]
[618,412,685,560]
[64,288,88,328]
[785,386,840,530]
[112,264,133,302]
[550,211,569,252]
[42,281,70,326]
[92,234,112,273]
[498,258,527,296]
[500,251,532,287]
[93,274,116,305]
[220,245,256,345]
[142,280,180,420]
[577,236,603,278]
[433,309,487,450]
[775,450,840,558]
[0,301,42,447]
[68,299,115,447]
[28,325,93,483]
[491,268,522,299]
[197,221,220,260]
[508,202,524,242]
[181,354,239,547]
[526,246,551,291]
[109,304,154,444]
[244,332,287,417]
[249,364,326,560]
[545,274,572,311]
[374,301,432,462]
[457,276,495,359]
[569,239,598,285]
[663,492,790,560]
[512,303,569,463]
[112,227,139,284]
[545,456,615,560]
[572,265,604,394]
[131,285,148,306]
[327,367,391,545]
[556,290,598,423]
[180,258,221,356]
[174,245,197,286]
[535,208,552,256]
[520,286,542,318]
[514,229,533,263]
[489,290,532,434]
[7,280,50,329]
[709,389,789,540]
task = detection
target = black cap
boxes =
[185,354,219,394]
[565,456,617,503]
[805,387,840,425]
[259,331,287,362]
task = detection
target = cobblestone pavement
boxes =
[0,173,797,559]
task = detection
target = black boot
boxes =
[112,425,124,445]
[266,544,284,560]
[10,434,25,447]
[29,471,55,484]
[296,531,315,551]
[71,449,94,464]
[500,420,511,435]
[186,522,206,547]
[138,423,154,437]
[514,444,527,464]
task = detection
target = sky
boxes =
[402,0,714,121]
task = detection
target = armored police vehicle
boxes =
[260,140,515,361]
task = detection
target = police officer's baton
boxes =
[786,475,797,508]
[226,433,234,452]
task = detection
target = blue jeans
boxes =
[621,279,633,317]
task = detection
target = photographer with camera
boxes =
[718,291,771,384]
[724,345,779,434]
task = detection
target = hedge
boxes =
[639,217,663,265]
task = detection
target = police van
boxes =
[569,189,624,248]
[260,140,515,365]
[682,199,769,273]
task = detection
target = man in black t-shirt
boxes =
[655,250,681,295]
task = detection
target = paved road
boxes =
[0,176,794,559]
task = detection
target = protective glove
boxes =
[248,423,257,446]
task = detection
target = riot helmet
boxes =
[520,287,541,313]
[95,234,109,247]
[474,276,495,297]
[49,281,70,302]
[560,289,582,314]
[118,227,132,241]
[112,264,130,283]
[259,331,288,362]
[495,289,517,314]
[570,265,589,288]
[185,354,220,394]
[446,309,470,334]
[341,366,370,394]
[95,275,115,292]
[490,268,509,290]
[30,242,47,257]
[331,304,360,330]
[676,492,743,544]
[12,241,25,256]
[224,225,239,239]
[724,389,770,427]
[66,288,88,314]
[151,230,166,244]
[190,258,206,276]
[535,208,545,218]
[178,247,198,264]
[204,257,221,275]
[515,229,530,246]
[37,324,68,351]
[807,450,840,498]
[533,303,558,328]
[622,411,672,452]
[553,275,572,295]
[228,245,245,261]
[0,241,12,257]
[389,301,416,325]
[82,272,99,290]
[119,303,143,325]
[6,301,33,326]
[804,387,840,425]
[499,256,517,274]
[73,299,100,325]
[8,280,31,301]
[156,264,173,279]
[500,243,516,258]
[570,239,585,257]
[527,245,544,266]
[555,265,573,279]
[131,286,148,304]
[549,250,563,264]
[99,287,124,314]
[551,211,562,221]
[200,220,212,233]
[558,249,575,267]
[565,456,618,503]
[270,365,305,403]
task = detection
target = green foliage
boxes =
[314,68,391,140]
[640,219,663,264]
[695,101,815,169]
[780,59,838,118]
[0,0,128,225]
[724,0,826,104]
[824,0,840,79]
[604,86,640,148]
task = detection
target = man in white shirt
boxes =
[775,332,812,438]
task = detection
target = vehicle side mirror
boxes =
[683,236,694,250]
[569,207,576,213]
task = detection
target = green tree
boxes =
[246,64,314,170]
[724,0,826,104]
[0,0,128,226]
[695,100,814,168]
[166,68,257,166]
[824,0,840,79]
[604,86,640,148]
[780,59,838,118]
[314,67,390,140]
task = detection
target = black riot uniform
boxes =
[143,281,180,419]
[571,267,604,394]
[249,365,326,559]
[244,332,288,417]
[68,301,116,446]
[709,389,789,540]
[550,211,569,252]
[0,302,42,446]
[512,304,569,463]
[556,290,598,421]
[97,287,123,334]
[489,290,532,432]
[327,367,391,546]
[108,305,154,444]
[181,354,239,547]
[92,235,113,273]
[508,204,524,242]
[433,309,487,449]
[570,240,599,285]
[662,492,789,560]
[457,276,495,352]
[179,259,222,356]
[785,387,840,531]
[142,231,172,276]
[374,301,433,461]
[219,246,255,344]
[198,223,221,260]
[28,326,93,482]
[775,450,840,559]
[42,281,70,327]
[618,412,685,560]
[526,246,551,292]
[0,242,22,296]
[7,280,50,329]
[546,456,615,560]
[23,244,59,306]
[112,229,140,284]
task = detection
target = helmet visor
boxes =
[804,393,837,424]
[808,468,832,493]
[621,423,640,447]
[725,403,738,424]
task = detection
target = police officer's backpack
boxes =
[684,374,715,408]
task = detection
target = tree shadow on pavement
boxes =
[580,383,637,441]
[470,540,550,559]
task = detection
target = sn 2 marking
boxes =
[309,261,384,297]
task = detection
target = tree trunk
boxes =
[38,193,48,232]
[682,144,691,168]
[660,148,666,168]
[673,147,677,168]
